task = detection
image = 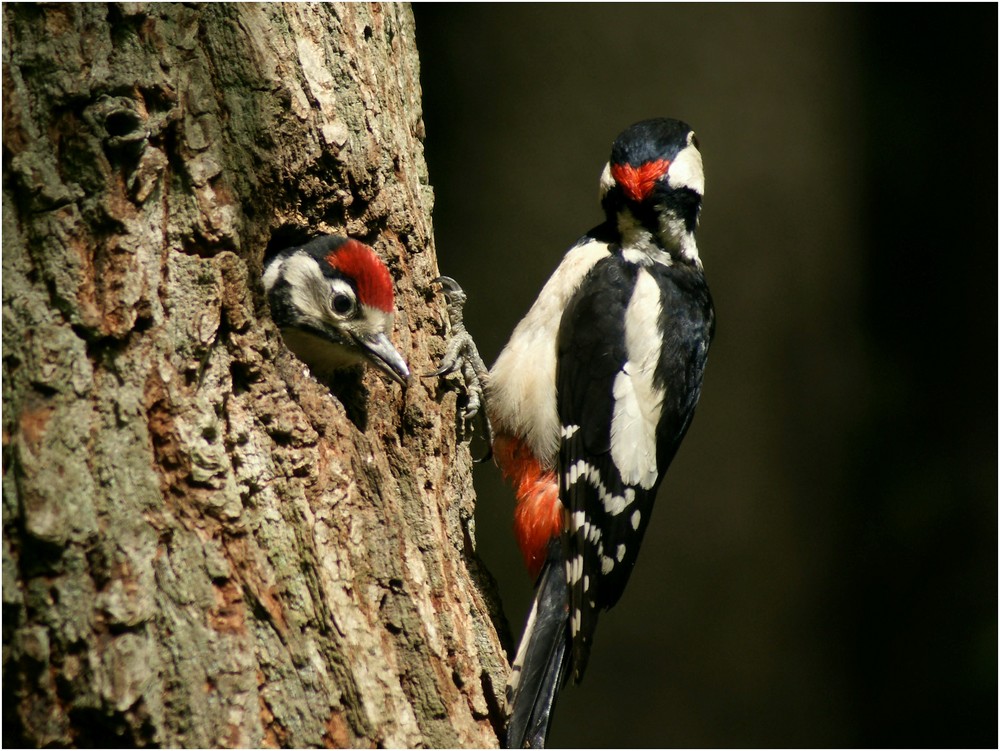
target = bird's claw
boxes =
[434,275,467,302]
[430,275,493,459]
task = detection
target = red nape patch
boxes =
[611,158,671,203]
[325,240,395,313]
[494,435,563,580]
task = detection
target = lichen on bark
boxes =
[2,3,508,747]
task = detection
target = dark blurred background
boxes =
[412,5,996,747]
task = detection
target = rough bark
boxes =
[2,3,508,747]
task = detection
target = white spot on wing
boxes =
[630,509,641,530]
[564,459,635,516]
[588,523,601,544]
[567,555,583,585]
[600,555,615,574]
[616,544,626,562]
[604,488,630,516]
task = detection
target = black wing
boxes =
[556,254,637,681]
[556,257,714,682]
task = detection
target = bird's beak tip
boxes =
[391,365,411,387]
[361,332,410,387]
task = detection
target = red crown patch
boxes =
[326,240,395,313]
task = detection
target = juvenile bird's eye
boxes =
[331,293,355,315]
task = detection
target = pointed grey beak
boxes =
[358,332,410,386]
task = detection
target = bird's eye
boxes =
[331,293,355,315]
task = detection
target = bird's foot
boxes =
[430,276,493,458]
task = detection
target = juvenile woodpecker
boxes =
[440,118,715,747]
[263,235,410,384]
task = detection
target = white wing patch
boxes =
[610,269,664,490]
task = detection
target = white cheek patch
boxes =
[283,253,330,322]
[667,143,705,196]
[598,161,615,200]
[263,256,284,293]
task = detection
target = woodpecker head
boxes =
[599,118,704,264]
[263,235,410,385]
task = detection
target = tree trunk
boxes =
[2,3,508,747]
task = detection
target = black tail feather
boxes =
[505,544,571,749]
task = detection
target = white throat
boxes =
[616,208,700,267]
[657,210,701,266]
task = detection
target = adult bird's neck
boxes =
[614,207,701,268]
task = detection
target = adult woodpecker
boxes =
[440,118,714,747]
[263,234,410,385]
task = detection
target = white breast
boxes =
[487,238,611,465]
